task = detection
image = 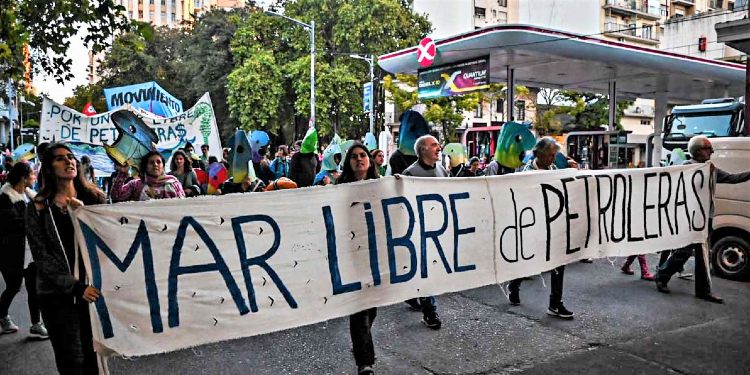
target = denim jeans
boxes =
[657,244,711,296]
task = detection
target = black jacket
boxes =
[0,183,35,272]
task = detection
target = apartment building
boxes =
[88,0,246,83]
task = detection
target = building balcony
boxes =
[671,0,695,7]
[603,22,660,45]
[603,0,662,20]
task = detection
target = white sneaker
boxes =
[1,316,19,334]
[29,322,49,339]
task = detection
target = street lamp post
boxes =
[349,54,375,134]
[265,10,315,129]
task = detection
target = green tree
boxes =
[227,49,284,132]
[0,0,129,86]
[227,0,431,140]
[64,82,107,114]
[559,91,631,131]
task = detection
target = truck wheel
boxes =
[712,236,750,281]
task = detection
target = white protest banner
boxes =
[39,92,222,157]
[71,164,710,357]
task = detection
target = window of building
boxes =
[640,119,651,126]
[474,7,486,19]
[660,5,668,17]
[498,11,508,24]
[150,0,155,4]
[161,0,166,5]
[515,100,526,121]
[642,25,653,40]
[475,102,483,118]
[172,13,176,21]
[495,99,504,114]
[195,0,202,8]
[498,0,508,6]
[729,1,734,10]
[139,10,143,18]
[150,12,155,19]
[492,9,497,18]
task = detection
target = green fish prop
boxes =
[364,132,378,151]
[300,126,318,154]
[226,129,254,182]
[339,140,355,159]
[495,122,535,169]
[443,143,467,168]
[398,110,430,156]
[670,148,687,166]
[322,141,342,171]
[104,110,158,172]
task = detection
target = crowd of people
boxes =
[0,132,747,375]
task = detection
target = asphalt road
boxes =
[2,255,748,375]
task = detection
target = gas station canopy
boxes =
[378,24,745,104]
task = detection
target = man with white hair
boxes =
[656,135,750,303]
[400,135,447,329]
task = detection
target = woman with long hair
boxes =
[0,162,47,338]
[111,150,185,201]
[370,149,386,177]
[168,149,200,197]
[26,143,106,374]
[336,143,379,375]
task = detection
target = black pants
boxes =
[349,308,377,367]
[509,265,566,307]
[657,244,711,296]
[40,295,98,375]
[0,262,41,323]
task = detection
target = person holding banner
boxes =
[337,142,380,375]
[111,151,185,201]
[168,150,201,197]
[26,143,107,374]
[0,162,47,338]
[508,137,575,319]
[401,135,447,329]
[656,136,750,303]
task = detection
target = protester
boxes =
[168,150,201,197]
[111,151,185,201]
[370,149,386,176]
[0,162,47,338]
[184,142,206,170]
[458,157,485,177]
[314,143,342,186]
[269,145,290,180]
[3,155,14,174]
[219,176,266,194]
[484,158,500,176]
[26,143,106,374]
[253,146,276,185]
[400,135,446,329]
[508,137,574,319]
[655,136,750,303]
[80,155,96,184]
[200,144,210,165]
[221,148,231,169]
[621,255,655,281]
[289,140,319,188]
[337,143,380,375]
[107,162,133,203]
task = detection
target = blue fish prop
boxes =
[322,141,342,171]
[398,110,430,156]
[227,130,255,182]
[104,110,158,172]
[363,132,378,151]
[554,152,570,169]
[12,143,35,162]
[495,122,535,169]
[250,130,270,151]
[339,140,355,159]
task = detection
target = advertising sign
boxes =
[363,82,372,113]
[418,56,490,99]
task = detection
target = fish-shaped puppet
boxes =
[207,162,228,195]
[495,122,535,169]
[398,110,430,156]
[363,132,378,151]
[443,143,467,168]
[339,140,355,160]
[300,126,318,154]
[322,141,342,171]
[670,148,687,166]
[11,143,35,162]
[104,110,158,173]
[250,130,270,151]
[226,129,254,182]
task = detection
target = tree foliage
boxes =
[559,91,631,131]
[227,0,431,140]
[0,0,129,87]
[64,82,107,113]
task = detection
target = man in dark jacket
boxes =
[656,136,750,303]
